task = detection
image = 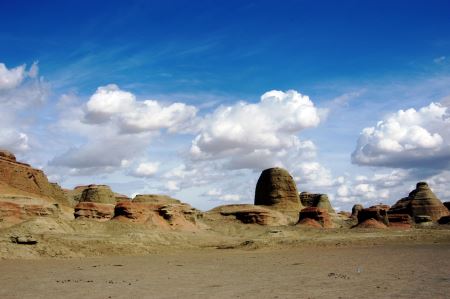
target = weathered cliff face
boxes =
[297,207,333,228]
[299,192,335,213]
[206,204,289,226]
[0,150,70,206]
[389,182,449,222]
[113,201,204,231]
[254,167,302,214]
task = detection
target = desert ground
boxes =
[1,220,450,298]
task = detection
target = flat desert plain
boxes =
[1,235,449,298]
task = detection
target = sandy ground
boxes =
[0,243,449,299]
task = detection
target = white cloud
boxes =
[203,188,241,202]
[190,89,321,170]
[0,130,29,153]
[84,84,198,133]
[352,102,450,169]
[132,162,160,177]
[0,63,26,90]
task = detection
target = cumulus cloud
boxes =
[190,90,321,170]
[84,84,198,133]
[49,133,151,174]
[0,62,46,154]
[0,63,26,90]
[203,188,241,202]
[352,102,450,169]
[132,162,160,177]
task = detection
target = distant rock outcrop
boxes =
[389,182,449,222]
[74,202,115,221]
[299,192,335,213]
[388,214,412,229]
[351,204,363,219]
[79,185,117,204]
[297,207,333,228]
[113,201,204,231]
[0,197,61,228]
[254,167,302,217]
[355,206,389,228]
[66,185,129,206]
[0,149,70,206]
[207,204,289,226]
[133,194,181,204]
[444,202,450,211]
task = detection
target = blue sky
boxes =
[1,1,450,210]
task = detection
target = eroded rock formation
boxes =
[351,204,363,219]
[254,167,302,216]
[389,182,449,222]
[300,192,335,213]
[113,200,204,231]
[207,204,289,226]
[388,214,412,229]
[297,207,333,228]
[355,206,389,228]
[74,202,115,221]
[0,149,70,206]
[79,185,117,204]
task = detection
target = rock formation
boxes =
[79,185,117,204]
[207,204,289,226]
[133,194,180,204]
[113,200,204,231]
[299,192,335,213]
[355,206,389,228]
[438,215,450,225]
[351,204,363,219]
[0,196,61,228]
[297,207,333,228]
[389,182,449,222]
[74,202,115,221]
[444,201,450,211]
[0,149,70,206]
[254,167,302,218]
[356,218,388,229]
[388,214,412,229]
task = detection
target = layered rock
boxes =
[299,192,335,213]
[351,204,363,219]
[297,207,333,228]
[0,149,70,206]
[207,204,289,226]
[389,182,449,222]
[354,206,389,228]
[113,201,203,231]
[79,185,117,204]
[0,196,60,228]
[74,202,115,221]
[133,194,180,204]
[388,214,412,229]
[254,167,302,217]
[356,218,388,229]
[66,185,130,206]
[444,202,450,211]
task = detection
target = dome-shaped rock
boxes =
[254,167,302,212]
[79,185,116,204]
[389,182,449,222]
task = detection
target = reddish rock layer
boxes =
[207,204,288,226]
[389,182,449,222]
[113,201,203,231]
[0,151,69,206]
[74,202,115,221]
[356,219,388,229]
[388,214,412,229]
[298,207,333,228]
[0,198,59,227]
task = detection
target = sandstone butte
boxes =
[1,148,450,232]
